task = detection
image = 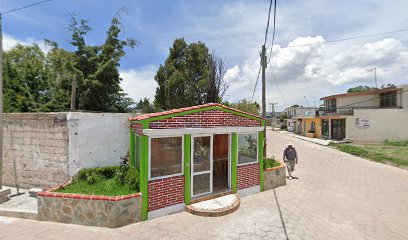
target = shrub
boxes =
[264,157,281,170]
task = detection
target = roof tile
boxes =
[128,103,265,121]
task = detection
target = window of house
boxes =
[325,99,337,112]
[150,136,183,179]
[380,91,397,108]
[238,133,258,165]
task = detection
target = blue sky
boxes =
[3,0,408,111]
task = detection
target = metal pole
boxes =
[0,14,3,189]
[261,45,267,157]
[374,67,377,88]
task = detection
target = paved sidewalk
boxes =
[274,130,333,146]
[0,130,407,239]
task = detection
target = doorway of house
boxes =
[213,134,229,193]
[331,119,346,140]
[191,134,230,198]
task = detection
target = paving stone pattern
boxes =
[1,130,408,239]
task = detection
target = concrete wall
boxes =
[346,109,408,142]
[2,113,70,189]
[67,112,133,177]
[2,112,136,189]
[337,94,380,108]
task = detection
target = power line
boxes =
[250,63,262,102]
[332,88,408,108]
[251,0,274,102]
[1,0,52,15]
[271,71,288,106]
[267,0,277,64]
[263,0,273,46]
[284,27,408,48]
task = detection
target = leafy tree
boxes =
[229,99,260,116]
[136,98,155,113]
[154,38,229,110]
[3,44,50,112]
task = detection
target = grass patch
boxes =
[330,142,408,167]
[264,157,281,170]
[55,165,140,196]
[384,140,408,146]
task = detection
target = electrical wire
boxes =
[263,0,273,46]
[250,63,262,102]
[267,0,277,64]
[1,0,52,15]
[251,0,274,103]
[284,27,408,48]
[271,70,288,106]
[330,88,408,108]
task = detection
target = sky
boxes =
[2,0,408,111]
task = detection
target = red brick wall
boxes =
[237,163,260,190]
[148,176,184,211]
[130,123,144,135]
[150,110,261,129]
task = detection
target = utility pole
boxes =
[374,67,377,88]
[261,45,267,156]
[0,14,3,189]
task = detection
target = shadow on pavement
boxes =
[273,189,289,240]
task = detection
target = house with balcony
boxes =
[284,106,319,137]
[320,84,408,142]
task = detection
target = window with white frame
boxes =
[238,133,258,165]
[150,136,183,179]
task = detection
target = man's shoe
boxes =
[289,176,292,180]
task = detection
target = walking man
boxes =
[283,142,298,180]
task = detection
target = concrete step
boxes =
[185,194,240,217]
[0,188,11,198]
[0,196,10,204]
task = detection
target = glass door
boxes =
[191,135,213,197]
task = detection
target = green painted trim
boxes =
[140,134,149,221]
[135,135,140,169]
[131,106,265,124]
[183,134,191,205]
[231,132,238,193]
[258,131,264,192]
[129,129,135,167]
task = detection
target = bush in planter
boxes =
[263,157,281,170]
[58,165,140,196]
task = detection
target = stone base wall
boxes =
[37,191,141,228]
[264,163,286,191]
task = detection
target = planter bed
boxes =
[263,162,286,190]
[37,184,142,228]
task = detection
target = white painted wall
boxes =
[337,94,380,108]
[346,108,408,142]
[67,112,134,176]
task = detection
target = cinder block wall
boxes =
[2,112,138,189]
[2,113,70,188]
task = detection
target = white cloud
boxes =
[223,36,408,111]
[3,34,51,53]
[120,66,158,102]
